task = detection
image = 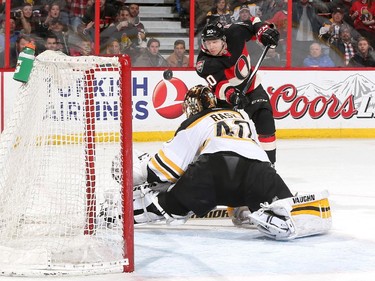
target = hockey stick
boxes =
[241,44,271,96]
[190,206,230,219]
[133,183,230,220]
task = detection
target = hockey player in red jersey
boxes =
[130,85,332,240]
[195,20,279,166]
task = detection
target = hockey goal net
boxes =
[0,51,133,276]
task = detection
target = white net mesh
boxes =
[0,51,129,276]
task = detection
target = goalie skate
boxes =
[228,206,256,228]
[97,190,122,229]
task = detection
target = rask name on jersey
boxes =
[209,112,240,122]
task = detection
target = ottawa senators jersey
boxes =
[196,19,264,101]
[147,108,270,184]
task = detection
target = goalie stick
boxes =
[133,183,230,220]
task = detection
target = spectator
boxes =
[14,3,33,34]
[235,4,252,22]
[323,0,356,27]
[231,0,261,21]
[303,42,335,67]
[260,0,285,21]
[177,0,190,28]
[292,0,325,66]
[42,2,62,28]
[111,0,127,10]
[0,17,20,47]
[47,19,70,54]
[206,0,233,25]
[174,0,185,16]
[70,36,93,56]
[104,38,121,54]
[11,1,43,10]
[39,1,69,25]
[34,2,63,39]
[100,6,139,59]
[43,31,59,51]
[234,5,266,60]
[79,0,117,36]
[349,0,375,48]
[319,7,358,46]
[128,3,147,48]
[166,39,189,67]
[65,0,89,32]
[265,1,287,62]
[0,34,32,67]
[348,36,375,66]
[195,0,214,32]
[262,47,282,66]
[329,24,357,66]
[133,38,168,67]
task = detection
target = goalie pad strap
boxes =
[250,190,332,240]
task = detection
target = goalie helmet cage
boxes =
[0,51,134,276]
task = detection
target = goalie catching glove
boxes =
[249,190,332,240]
[256,24,280,48]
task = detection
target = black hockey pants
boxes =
[158,152,293,217]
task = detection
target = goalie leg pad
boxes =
[250,190,332,240]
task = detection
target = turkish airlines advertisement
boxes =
[1,70,374,135]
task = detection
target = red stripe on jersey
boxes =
[214,79,228,100]
[258,134,276,143]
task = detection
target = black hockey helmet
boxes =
[183,85,217,118]
[201,22,226,42]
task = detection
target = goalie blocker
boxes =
[249,190,332,240]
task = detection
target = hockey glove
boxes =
[225,87,249,110]
[257,24,280,48]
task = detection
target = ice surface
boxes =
[1,139,375,281]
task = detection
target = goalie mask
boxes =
[183,85,217,118]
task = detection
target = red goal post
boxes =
[0,51,134,276]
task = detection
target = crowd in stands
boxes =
[0,0,184,67]
[192,0,375,67]
[0,0,374,68]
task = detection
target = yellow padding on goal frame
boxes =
[291,199,331,219]
[33,132,120,146]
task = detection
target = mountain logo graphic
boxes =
[296,74,375,105]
